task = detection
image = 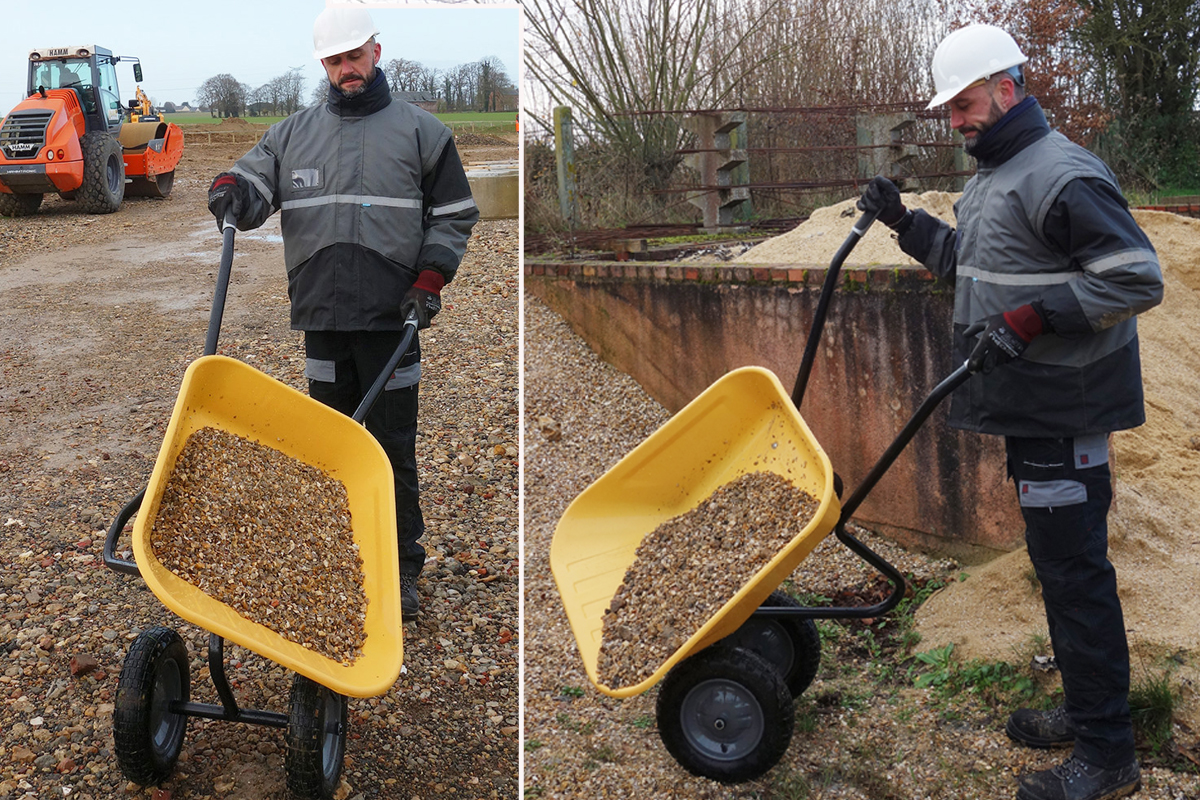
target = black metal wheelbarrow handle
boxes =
[104,212,418,577]
[756,209,974,621]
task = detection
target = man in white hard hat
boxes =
[206,6,479,620]
[858,23,1162,800]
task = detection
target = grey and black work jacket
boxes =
[229,70,478,331]
[897,98,1163,438]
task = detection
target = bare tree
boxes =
[197,73,249,118]
[309,81,328,108]
[276,68,307,115]
[525,0,801,190]
[384,58,425,92]
[418,65,442,96]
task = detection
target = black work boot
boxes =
[400,571,420,620]
[1016,755,1140,800]
[1007,704,1075,748]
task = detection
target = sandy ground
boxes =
[0,128,519,798]
[737,196,1200,730]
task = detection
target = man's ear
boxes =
[997,75,1018,111]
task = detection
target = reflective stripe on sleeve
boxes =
[282,194,422,210]
[1019,479,1087,508]
[429,197,477,216]
[1081,248,1158,275]
[958,265,1081,286]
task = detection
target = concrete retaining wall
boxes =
[526,258,1025,561]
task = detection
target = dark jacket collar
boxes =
[971,96,1048,168]
[326,68,392,117]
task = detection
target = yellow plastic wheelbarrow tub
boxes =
[550,366,841,698]
[132,355,403,698]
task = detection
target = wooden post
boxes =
[952,130,968,191]
[553,106,579,227]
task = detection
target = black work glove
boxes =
[856,175,907,228]
[401,270,445,330]
[207,172,251,230]
[963,304,1047,374]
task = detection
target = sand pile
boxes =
[742,197,1200,726]
[734,192,959,266]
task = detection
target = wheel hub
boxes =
[680,678,765,761]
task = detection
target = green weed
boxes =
[1129,663,1177,753]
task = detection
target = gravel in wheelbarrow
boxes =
[597,470,821,689]
[152,426,369,665]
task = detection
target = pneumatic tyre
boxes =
[0,192,42,216]
[721,590,822,698]
[656,645,793,783]
[113,626,190,786]
[284,674,348,800]
[78,131,125,213]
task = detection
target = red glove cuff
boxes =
[1003,304,1044,342]
[413,270,445,294]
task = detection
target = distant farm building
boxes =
[393,91,438,113]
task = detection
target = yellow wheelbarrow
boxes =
[550,209,972,783]
[103,215,414,799]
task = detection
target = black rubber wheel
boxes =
[284,674,348,800]
[721,590,822,698]
[656,645,793,783]
[78,131,125,213]
[0,192,42,216]
[113,626,189,786]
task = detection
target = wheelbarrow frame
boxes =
[102,215,417,798]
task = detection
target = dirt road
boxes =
[0,131,518,799]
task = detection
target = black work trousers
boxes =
[304,329,426,579]
[1006,434,1135,768]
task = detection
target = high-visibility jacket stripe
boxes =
[1082,248,1157,275]
[957,265,1080,286]
[281,194,422,210]
[430,197,477,216]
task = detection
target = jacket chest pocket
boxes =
[282,160,329,202]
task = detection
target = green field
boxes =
[163,110,516,132]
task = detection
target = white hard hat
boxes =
[313,6,380,60]
[927,24,1027,109]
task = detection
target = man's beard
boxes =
[338,67,374,98]
[962,98,1007,155]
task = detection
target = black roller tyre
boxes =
[125,170,174,198]
[656,645,793,783]
[113,626,189,786]
[78,131,125,213]
[721,590,822,698]
[285,674,348,800]
[0,192,42,217]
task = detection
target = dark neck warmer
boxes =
[970,96,1049,168]
[326,68,392,117]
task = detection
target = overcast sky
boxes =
[0,1,521,116]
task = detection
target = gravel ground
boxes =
[522,294,1200,799]
[0,131,518,799]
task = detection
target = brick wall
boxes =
[526,258,1025,561]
